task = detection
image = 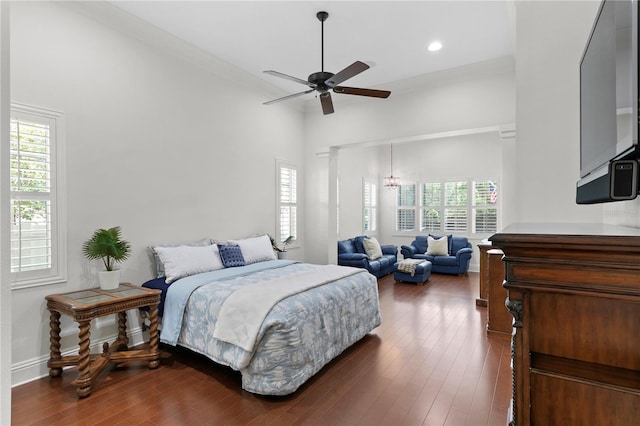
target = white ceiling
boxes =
[109,1,514,103]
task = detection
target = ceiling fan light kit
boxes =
[263,11,391,115]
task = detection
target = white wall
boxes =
[8,2,304,385]
[304,59,516,265]
[337,145,379,240]
[514,0,603,223]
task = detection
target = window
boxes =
[276,160,297,246]
[402,178,499,235]
[363,180,377,232]
[472,180,498,233]
[396,184,416,232]
[10,104,66,288]
[444,181,468,232]
[420,182,442,232]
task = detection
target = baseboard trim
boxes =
[11,326,146,388]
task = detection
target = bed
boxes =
[142,235,381,396]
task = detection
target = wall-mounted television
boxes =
[576,0,640,204]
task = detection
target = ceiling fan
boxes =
[263,11,391,115]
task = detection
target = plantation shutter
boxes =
[396,184,416,231]
[444,181,468,232]
[363,181,377,232]
[420,182,442,232]
[10,114,54,276]
[278,164,297,243]
[473,180,498,233]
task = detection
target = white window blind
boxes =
[396,184,416,231]
[277,161,297,245]
[420,182,442,232]
[444,181,468,232]
[363,180,377,232]
[10,105,66,287]
[405,178,497,236]
[473,180,498,233]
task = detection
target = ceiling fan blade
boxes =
[264,89,314,105]
[333,86,391,98]
[324,61,370,87]
[263,70,314,87]
[320,92,334,115]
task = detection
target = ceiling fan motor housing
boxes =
[308,71,334,93]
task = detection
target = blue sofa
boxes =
[400,235,472,275]
[337,236,398,278]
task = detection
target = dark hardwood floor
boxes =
[12,272,512,426]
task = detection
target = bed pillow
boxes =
[229,235,276,264]
[426,235,449,256]
[363,237,383,260]
[153,244,224,283]
[149,239,212,278]
[218,244,246,268]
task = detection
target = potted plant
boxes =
[82,226,131,290]
[269,235,293,260]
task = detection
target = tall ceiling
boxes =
[108,1,514,104]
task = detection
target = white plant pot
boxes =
[277,251,288,260]
[98,270,121,290]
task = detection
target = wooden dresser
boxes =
[490,223,640,426]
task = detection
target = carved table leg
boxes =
[506,295,524,426]
[47,310,63,377]
[148,303,160,369]
[74,320,92,398]
[117,311,129,350]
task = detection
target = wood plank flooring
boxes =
[12,272,512,426]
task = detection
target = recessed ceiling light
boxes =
[428,41,443,52]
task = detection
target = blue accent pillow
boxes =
[354,236,367,254]
[217,244,245,268]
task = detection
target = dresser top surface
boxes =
[495,223,640,237]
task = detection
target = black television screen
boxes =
[579,0,638,179]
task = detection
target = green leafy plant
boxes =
[269,234,293,252]
[82,226,131,271]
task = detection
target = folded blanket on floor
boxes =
[397,259,425,276]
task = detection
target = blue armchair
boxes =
[401,235,472,275]
[337,236,398,278]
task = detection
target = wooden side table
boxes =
[46,283,161,398]
[486,248,510,337]
[476,240,492,306]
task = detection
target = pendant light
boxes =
[383,144,400,189]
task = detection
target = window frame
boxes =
[420,182,442,233]
[444,180,469,233]
[395,183,417,232]
[472,179,499,234]
[276,159,298,248]
[362,179,377,233]
[396,178,499,236]
[10,103,67,289]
